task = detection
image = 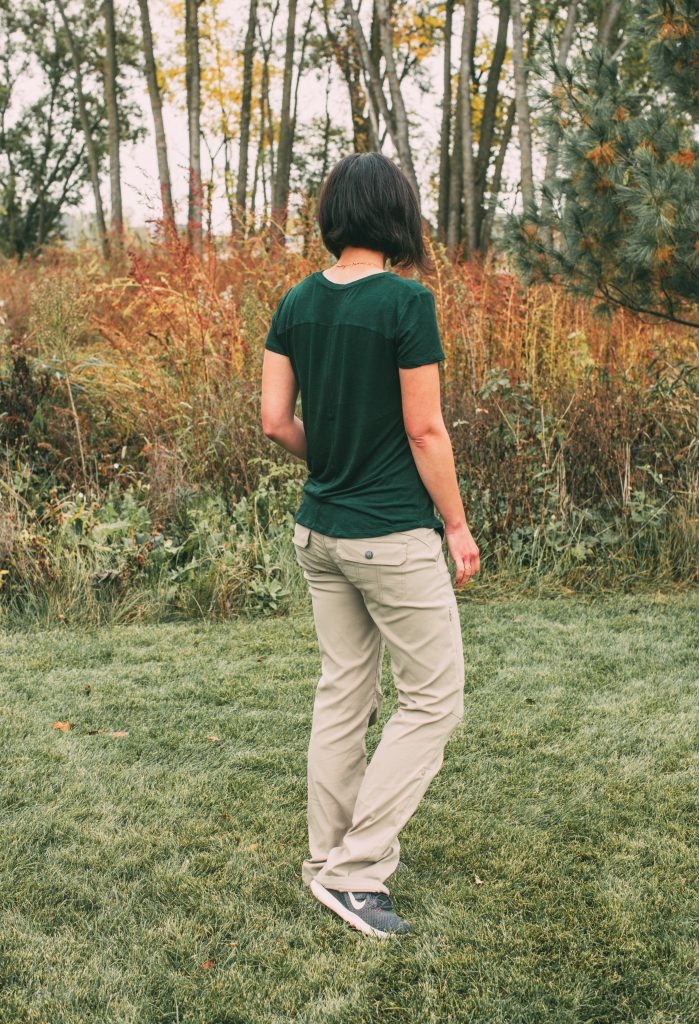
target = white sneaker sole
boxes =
[310,879,394,939]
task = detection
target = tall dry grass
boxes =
[0,229,696,623]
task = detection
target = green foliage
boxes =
[1,351,696,627]
[0,0,145,257]
[450,360,698,588]
[644,0,699,117]
[502,2,699,327]
[0,458,307,625]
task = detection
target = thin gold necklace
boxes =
[335,260,384,270]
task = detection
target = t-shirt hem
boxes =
[264,338,288,355]
[398,353,445,368]
[295,502,444,540]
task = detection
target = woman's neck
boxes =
[322,246,387,284]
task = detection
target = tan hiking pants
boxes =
[292,520,465,896]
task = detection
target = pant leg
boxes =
[313,526,465,895]
[291,524,396,888]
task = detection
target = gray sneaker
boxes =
[311,879,413,938]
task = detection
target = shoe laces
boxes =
[356,891,394,912]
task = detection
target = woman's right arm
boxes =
[400,363,480,586]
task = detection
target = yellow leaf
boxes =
[110,730,129,738]
[52,721,71,731]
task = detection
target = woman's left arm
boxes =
[261,350,307,460]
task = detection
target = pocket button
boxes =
[364,550,374,559]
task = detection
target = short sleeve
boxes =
[264,288,293,356]
[395,288,446,369]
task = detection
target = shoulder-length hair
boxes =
[316,153,433,276]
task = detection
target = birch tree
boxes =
[323,3,378,153]
[540,0,580,247]
[185,0,202,256]
[374,0,419,198]
[136,0,176,236]
[437,0,453,242]
[54,0,109,257]
[270,0,297,240]
[235,0,257,237]
[458,0,478,254]
[102,0,123,242]
[342,0,419,197]
[510,0,535,214]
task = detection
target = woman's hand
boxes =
[445,522,480,588]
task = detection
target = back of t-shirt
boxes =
[264,269,446,538]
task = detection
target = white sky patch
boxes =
[13,0,534,236]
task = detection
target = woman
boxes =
[261,152,480,938]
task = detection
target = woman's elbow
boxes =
[404,418,448,447]
[261,416,280,438]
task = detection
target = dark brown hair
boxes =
[316,153,433,275]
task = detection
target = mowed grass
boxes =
[0,593,697,1024]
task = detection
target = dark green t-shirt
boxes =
[264,269,446,539]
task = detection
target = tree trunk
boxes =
[55,0,110,259]
[343,1,404,164]
[374,0,419,199]
[102,0,123,244]
[540,0,579,247]
[136,0,176,237]
[270,0,297,242]
[481,97,516,252]
[185,0,202,257]
[290,2,316,160]
[446,82,463,257]
[459,0,478,256]
[510,0,535,213]
[474,0,509,240]
[437,0,453,243]
[598,1,622,49]
[324,5,378,152]
[253,9,277,227]
[235,0,258,238]
[261,30,274,222]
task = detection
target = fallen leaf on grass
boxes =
[86,728,105,735]
[474,874,484,885]
[206,736,221,742]
[200,959,216,970]
[110,731,129,738]
[246,843,258,852]
[52,721,72,732]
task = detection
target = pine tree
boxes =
[502,0,699,329]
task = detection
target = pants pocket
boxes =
[335,538,408,602]
[292,522,311,547]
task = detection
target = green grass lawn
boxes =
[1,593,697,1024]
